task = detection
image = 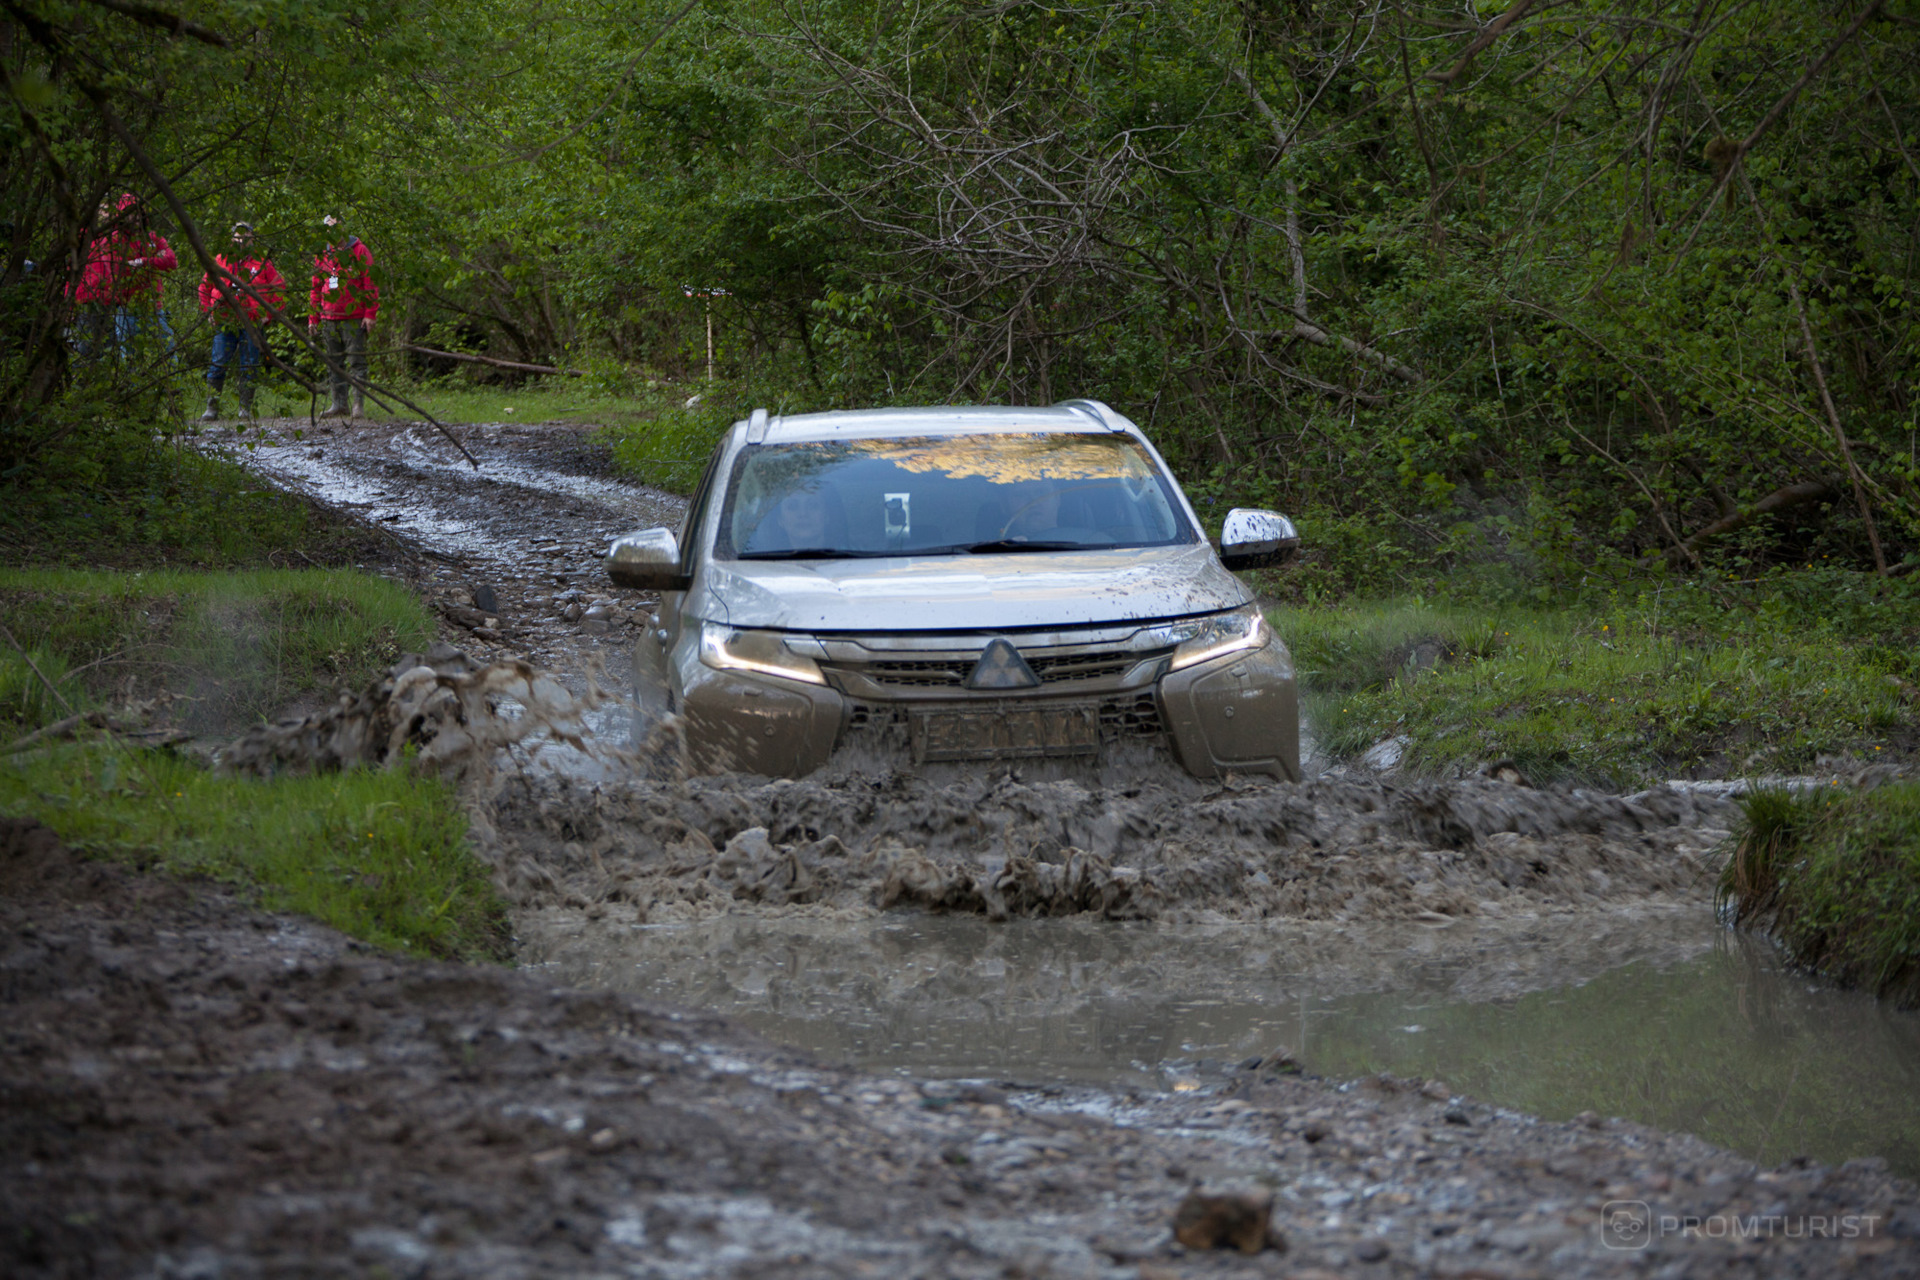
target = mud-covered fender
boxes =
[1158,639,1299,781]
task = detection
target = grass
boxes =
[0,442,376,570]
[1720,782,1920,1007]
[0,567,435,734]
[307,373,689,434]
[1,743,510,961]
[1275,573,1920,787]
[2,565,504,960]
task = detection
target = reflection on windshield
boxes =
[719,433,1195,560]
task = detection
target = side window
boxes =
[678,444,727,571]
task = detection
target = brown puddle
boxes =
[521,907,1920,1179]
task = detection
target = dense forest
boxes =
[3,0,1917,589]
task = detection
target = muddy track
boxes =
[20,415,1880,1276]
[6,818,1916,1278]
[211,417,684,679]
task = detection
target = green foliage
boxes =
[1,436,329,569]
[1721,782,1920,1007]
[6,0,1918,582]
[0,568,436,733]
[0,744,510,962]
[1277,572,1920,786]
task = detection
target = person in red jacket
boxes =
[308,212,378,419]
[74,193,178,360]
[197,221,286,422]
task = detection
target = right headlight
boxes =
[1167,605,1270,671]
[699,622,826,685]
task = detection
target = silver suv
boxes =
[607,401,1301,779]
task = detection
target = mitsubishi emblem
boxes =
[966,638,1040,690]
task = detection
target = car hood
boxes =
[697,543,1249,633]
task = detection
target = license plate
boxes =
[910,703,1099,762]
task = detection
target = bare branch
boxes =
[1425,0,1537,86]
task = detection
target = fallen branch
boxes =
[5,709,187,754]
[1677,478,1841,558]
[405,345,584,378]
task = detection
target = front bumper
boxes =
[662,621,1298,781]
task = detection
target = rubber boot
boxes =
[235,383,255,423]
[349,389,365,421]
[317,399,350,420]
[198,392,220,423]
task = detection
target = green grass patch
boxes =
[1,743,510,961]
[0,568,435,735]
[330,374,686,433]
[1277,573,1920,786]
[1720,782,1920,1007]
[0,441,365,570]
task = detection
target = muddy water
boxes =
[524,908,1920,1179]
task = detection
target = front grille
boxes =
[1027,651,1139,684]
[1099,692,1164,738]
[843,694,1163,741]
[862,658,973,688]
[840,646,1164,690]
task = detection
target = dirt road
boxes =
[7,817,1915,1278]
[5,418,1917,1276]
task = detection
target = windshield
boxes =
[715,433,1196,561]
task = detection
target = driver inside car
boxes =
[753,486,845,553]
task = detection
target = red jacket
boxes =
[74,231,177,307]
[200,254,287,325]
[310,237,378,323]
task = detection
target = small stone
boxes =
[1354,1238,1389,1262]
[1420,1079,1451,1102]
[471,583,499,613]
[1443,1107,1471,1126]
[1302,1121,1331,1143]
[562,603,584,622]
[1172,1189,1276,1255]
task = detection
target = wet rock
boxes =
[1353,1237,1389,1262]
[471,583,499,613]
[1171,1188,1279,1254]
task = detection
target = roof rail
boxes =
[746,407,771,443]
[1055,398,1129,431]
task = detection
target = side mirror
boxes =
[605,528,691,591]
[1218,508,1300,570]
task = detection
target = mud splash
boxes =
[217,643,616,777]
[488,767,1731,924]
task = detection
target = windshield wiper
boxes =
[735,547,891,560]
[962,539,1092,554]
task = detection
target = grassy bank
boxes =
[3,566,506,961]
[1,744,509,961]
[1720,783,1920,1008]
[1,568,435,733]
[1,439,382,571]
[1276,572,1920,787]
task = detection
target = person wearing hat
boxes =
[74,193,178,359]
[308,213,378,419]
[198,222,286,422]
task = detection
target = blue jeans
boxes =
[112,307,175,360]
[206,327,261,389]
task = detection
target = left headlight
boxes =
[1167,605,1270,672]
[699,622,826,685]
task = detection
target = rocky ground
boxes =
[6,816,1916,1279]
[5,417,1918,1276]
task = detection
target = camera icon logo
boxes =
[1602,1200,1653,1250]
